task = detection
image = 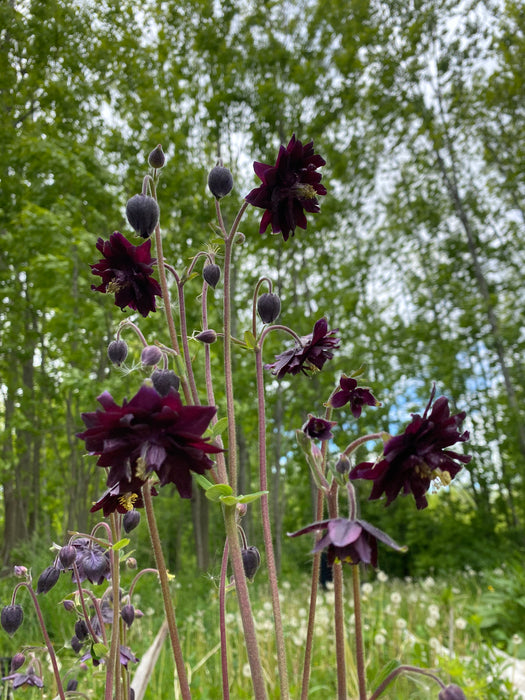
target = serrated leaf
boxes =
[205,484,234,502]
[243,330,257,349]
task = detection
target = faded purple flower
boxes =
[245,135,326,241]
[350,386,471,509]
[330,375,380,418]
[77,385,221,501]
[2,667,44,689]
[302,414,337,441]
[265,318,340,378]
[289,517,405,568]
[91,231,162,317]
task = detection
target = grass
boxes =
[0,566,521,699]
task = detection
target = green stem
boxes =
[223,504,267,700]
[142,481,191,700]
[255,348,289,699]
[368,665,445,699]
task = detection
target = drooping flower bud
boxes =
[335,454,351,475]
[63,599,76,612]
[126,194,160,239]
[36,565,60,594]
[13,565,28,578]
[257,293,281,324]
[148,144,165,169]
[74,619,89,642]
[59,544,77,569]
[196,329,218,344]
[10,653,25,672]
[126,557,138,570]
[241,546,261,581]
[66,679,79,692]
[203,263,221,289]
[208,165,234,199]
[1,604,23,636]
[438,685,467,700]
[141,345,163,366]
[108,340,128,366]
[71,635,82,653]
[123,509,141,533]
[121,604,135,628]
[151,369,180,396]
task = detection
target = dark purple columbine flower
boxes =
[91,231,162,317]
[330,375,380,418]
[265,317,340,378]
[2,668,44,689]
[245,134,327,241]
[90,476,155,517]
[302,414,337,441]
[349,386,471,510]
[289,517,406,568]
[77,385,221,500]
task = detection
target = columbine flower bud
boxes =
[108,340,128,366]
[13,565,28,578]
[121,604,135,628]
[75,619,89,642]
[66,679,79,692]
[151,369,180,396]
[196,329,217,344]
[438,685,467,700]
[141,345,163,366]
[241,546,261,581]
[208,165,234,199]
[123,509,141,533]
[71,635,82,653]
[257,293,281,324]
[59,544,77,569]
[335,454,351,475]
[11,653,25,672]
[126,194,160,239]
[36,565,60,594]
[203,263,221,289]
[1,604,23,636]
[63,600,76,612]
[148,144,165,169]
[126,557,138,570]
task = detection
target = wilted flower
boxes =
[265,318,340,378]
[302,414,337,441]
[288,517,406,568]
[91,231,162,317]
[245,134,326,241]
[78,385,221,502]
[330,375,380,418]
[349,386,471,509]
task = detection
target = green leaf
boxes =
[205,484,234,502]
[210,417,228,438]
[243,330,257,349]
[194,474,215,491]
[92,642,108,660]
[237,491,268,504]
[112,538,130,551]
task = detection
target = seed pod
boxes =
[123,509,141,533]
[208,165,233,199]
[148,144,165,169]
[107,340,128,366]
[241,546,261,581]
[37,565,60,594]
[125,194,160,239]
[1,605,23,636]
[196,329,217,344]
[151,369,180,397]
[257,293,281,324]
[203,263,221,289]
[141,345,163,366]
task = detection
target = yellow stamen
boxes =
[118,493,138,511]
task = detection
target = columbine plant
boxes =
[1,138,472,700]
